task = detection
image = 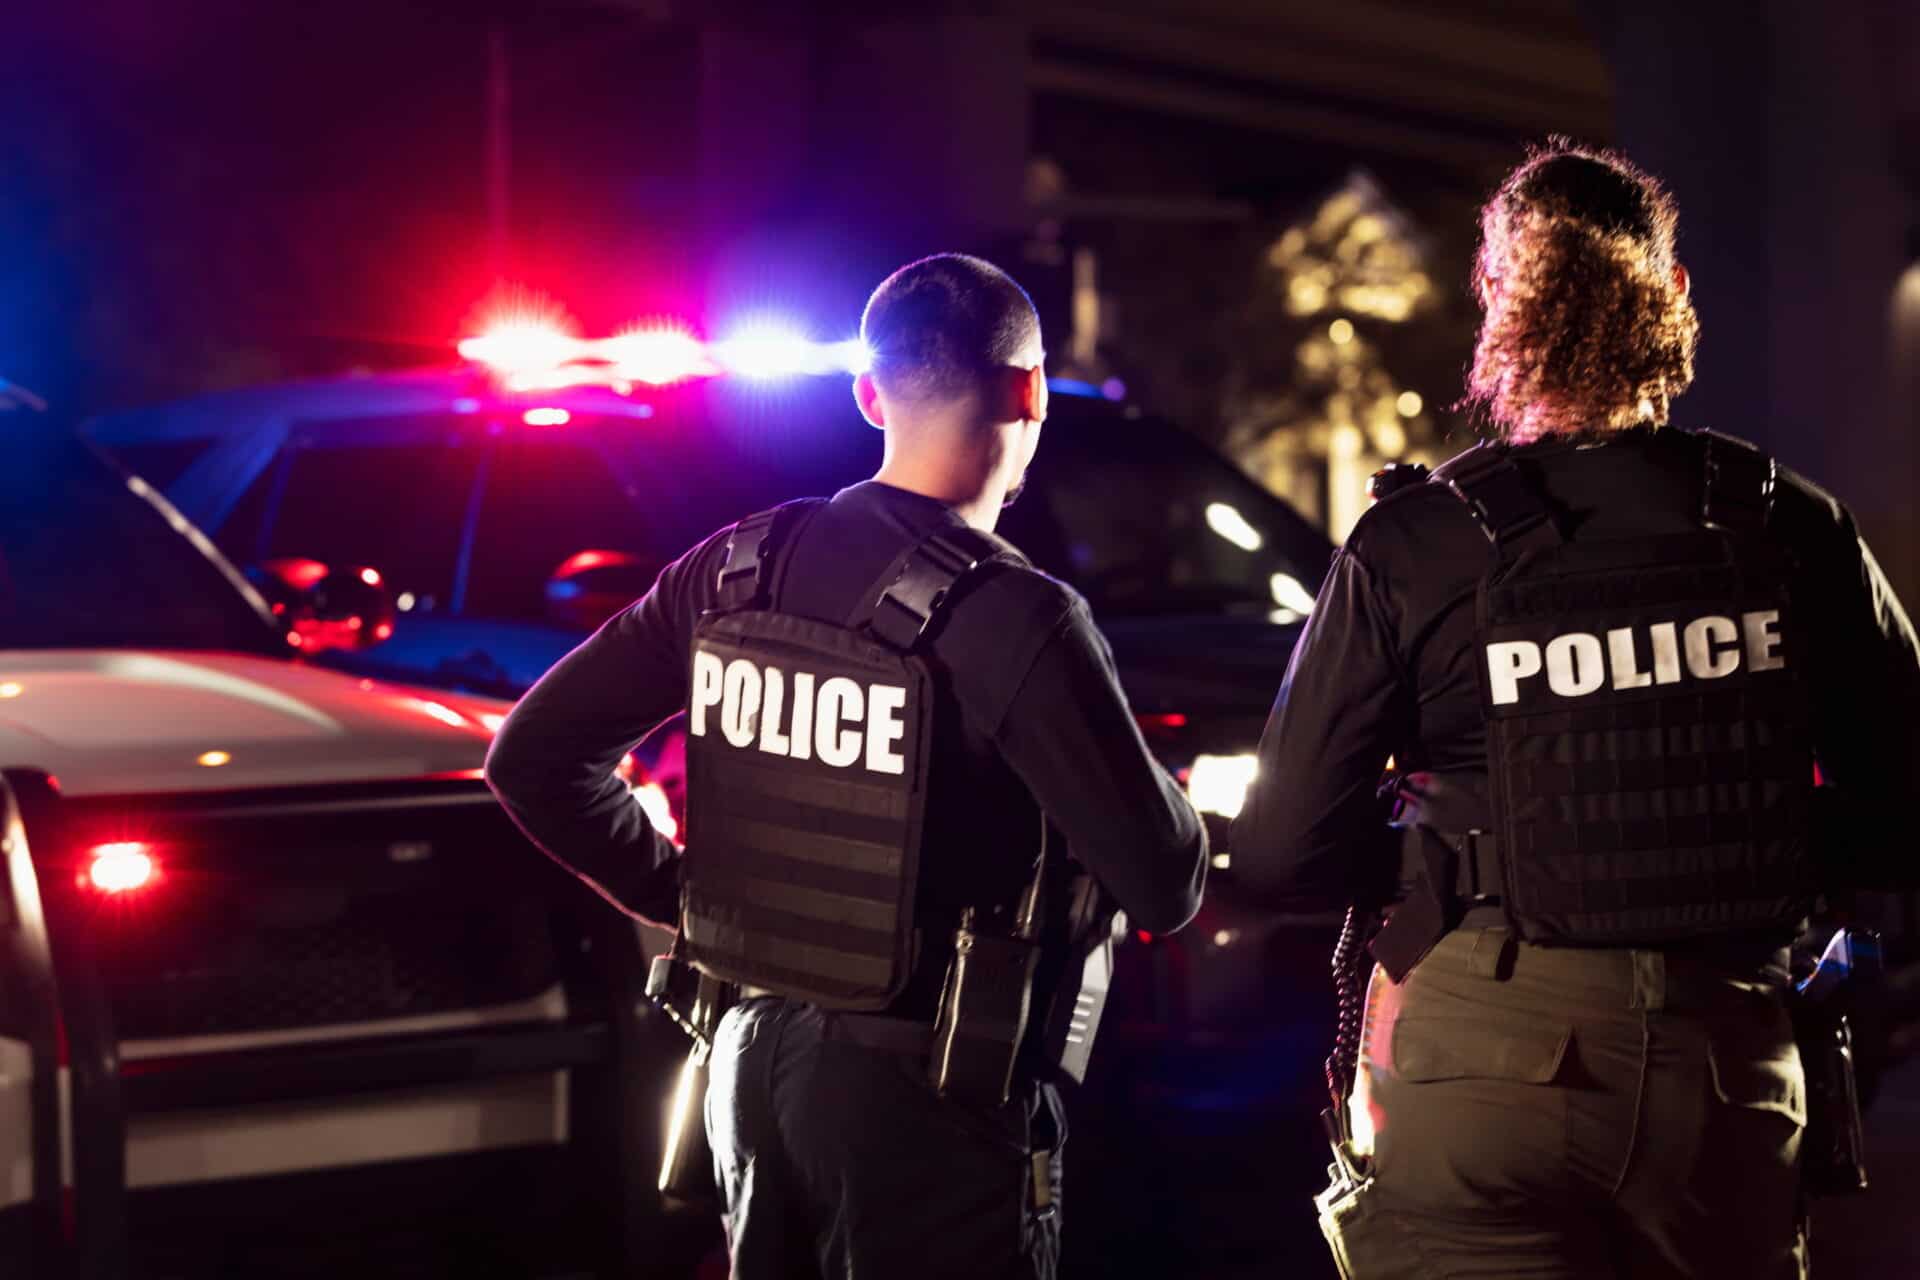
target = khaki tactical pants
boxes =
[1324,927,1807,1279]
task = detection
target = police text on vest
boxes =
[1485,610,1784,706]
[690,652,908,774]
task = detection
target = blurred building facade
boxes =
[8,0,1918,594]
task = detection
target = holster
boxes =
[1790,927,1879,1196]
[1795,1008,1869,1195]
[1315,1149,1423,1280]
[1368,828,1463,982]
[646,954,734,1203]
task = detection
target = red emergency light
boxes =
[85,842,157,894]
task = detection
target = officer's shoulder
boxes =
[1343,454,1485,563]
[939,551,1084,645]
[1668,428,1857,560]
[968,551,1082,613]
[1683,428,1853,536]
[1770,459,1851,533]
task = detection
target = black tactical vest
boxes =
[1436,432,1816,945]
[679,500,1019,1009]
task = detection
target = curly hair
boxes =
[1461,140,1699,441]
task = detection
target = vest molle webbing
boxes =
[1437,434,1816,946]
[679,500,1016,1008]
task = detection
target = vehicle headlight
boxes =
[1186,753,1258,819]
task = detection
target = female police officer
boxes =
[1233,142,1920,1277]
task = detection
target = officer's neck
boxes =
[873,432,1009,533]
[871,459,1006,533]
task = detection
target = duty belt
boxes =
[1398,826,1505,905]
[734,986,935,1057]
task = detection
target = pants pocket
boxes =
[1368,1014,1575,1213]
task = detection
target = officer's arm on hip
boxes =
[485,529,729,928]
[988,592,1208,937]
[1232,543,1405,913]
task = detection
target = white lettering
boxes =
[690,650,723,736]
[721,658,762,747]
[815,677,864,768]
[758,666,790,755]
[1743,609,1786,672]
[866,684,908,775]
[1486,641,1543,706]
[1649,622,1682,684]
[1546,633,1605,697]
[789,672,815,761]
[1607,627,1652,690]
[1683,616,1740,679]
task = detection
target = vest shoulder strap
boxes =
[713,498,829,611]
[1697,429,1777,535]
[860,525,1020,651]
[1430,445,1562,553]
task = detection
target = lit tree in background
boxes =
[1223,171,1471,541]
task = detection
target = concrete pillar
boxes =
[1589,1,1919,602]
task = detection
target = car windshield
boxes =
[999,405,1330,617]
[0,425,279,652]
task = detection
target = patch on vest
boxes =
[1485,609,1786,708]
[690,648,909,774]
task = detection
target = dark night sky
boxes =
[2,3,716,413]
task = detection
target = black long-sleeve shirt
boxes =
[487,480,1206,1004]
[1232,427,1920,912]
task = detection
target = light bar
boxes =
[459,313,868,395]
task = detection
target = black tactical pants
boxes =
[706,997,1064,1279]
[1338,927,1806,1279]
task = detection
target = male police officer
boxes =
[486,253,1206,1278]
[1233,143,1920,1277]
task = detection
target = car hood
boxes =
[0,650,509,798]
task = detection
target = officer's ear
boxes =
[1014,363,1047,426]
[1673,263,1691,297]
[854,371,886,430]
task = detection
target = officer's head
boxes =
[854,254,1046,518]
[1464,140,1698,443]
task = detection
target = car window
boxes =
[1002,411,1329,618]
[0,431,276,652]
[258,438,479,611]
[465,434,663,623]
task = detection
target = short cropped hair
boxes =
[1463,139,1698,438]
[860,254,1042,403]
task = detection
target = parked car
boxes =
[0,417,695,1278]
[84,336,1346,1183]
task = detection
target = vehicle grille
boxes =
[105,895,559,1040]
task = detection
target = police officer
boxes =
[1233,143,1920,1278]
[486,253,1207,1278]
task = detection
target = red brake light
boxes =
[86,842,157,894]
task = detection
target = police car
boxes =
[82,318,1340,1123]
[0,417,690,1277]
